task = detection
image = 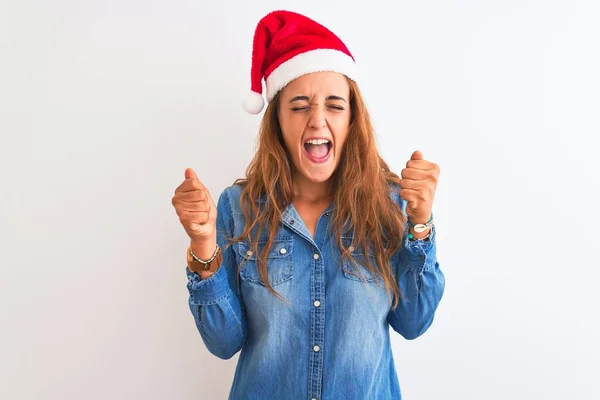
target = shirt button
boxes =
[290,219,295,225]
[325,212,330,217]
[313,345,320,352]
[314,300,321,307]
[348,246,354,252]
[246,250,253,257]
[280,247,287,254]
[313,253,320,260]
[312,398,318,400]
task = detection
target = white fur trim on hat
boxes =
[265,48,358,101]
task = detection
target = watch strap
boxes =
[187,246,223,273]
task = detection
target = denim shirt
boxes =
[185,184,445,400]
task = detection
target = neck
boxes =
[292,171,333,203]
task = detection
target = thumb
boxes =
[184,168,199,180]
[411,150,423,161]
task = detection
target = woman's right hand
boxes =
[172,168,218,256]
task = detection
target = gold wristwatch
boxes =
[186,245,223,273]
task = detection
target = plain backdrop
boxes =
[1,0,599,399]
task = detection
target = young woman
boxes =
[171,10,445,400]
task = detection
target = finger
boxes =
[410,150,423,161]
[177,168,200,193]
[182,178,205,192]
[399,178,427,190]
[180,210,210,225]
[172,190,207,210]
[180,200,211,213]
[401,168,429,180]
[179,189,209,202]
[399,188,424,202]
[406,159,435,171]
[399,189,420,209]
[184,168,199,180]
[175,177,206,194]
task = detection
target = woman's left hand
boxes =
[399,150,440,224]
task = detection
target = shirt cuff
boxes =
[401,224,437,275]
[186,264,230,305]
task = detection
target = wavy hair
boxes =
[225,78,407,310]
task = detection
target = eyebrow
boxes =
[289,95,347,103]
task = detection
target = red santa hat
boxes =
[242,10,359,114]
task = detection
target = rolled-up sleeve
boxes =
[387,197,445,340]
[185,188,247,359]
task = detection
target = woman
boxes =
[171,10,445,400]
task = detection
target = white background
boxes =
[1,0,599,399]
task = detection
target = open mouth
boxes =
[303,139,332,163]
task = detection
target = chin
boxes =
[299,163,337,183]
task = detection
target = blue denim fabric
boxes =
[185,184,445,400]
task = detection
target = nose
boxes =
[308,106,326,130]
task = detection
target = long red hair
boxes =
[225,78,407,309]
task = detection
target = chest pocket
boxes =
[237,239,293,286]
[341,236,382,283]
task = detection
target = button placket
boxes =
[309,247,325,400]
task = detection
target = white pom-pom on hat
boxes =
[242,91,265,115]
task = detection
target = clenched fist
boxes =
[172,168,217,245]
[399,150,439,224]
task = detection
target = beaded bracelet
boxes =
[407,213,434,241]
[190,244,221,264]
[408,229,432,242]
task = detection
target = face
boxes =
[277,71,351,185]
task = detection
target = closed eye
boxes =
[291,105,345,112]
